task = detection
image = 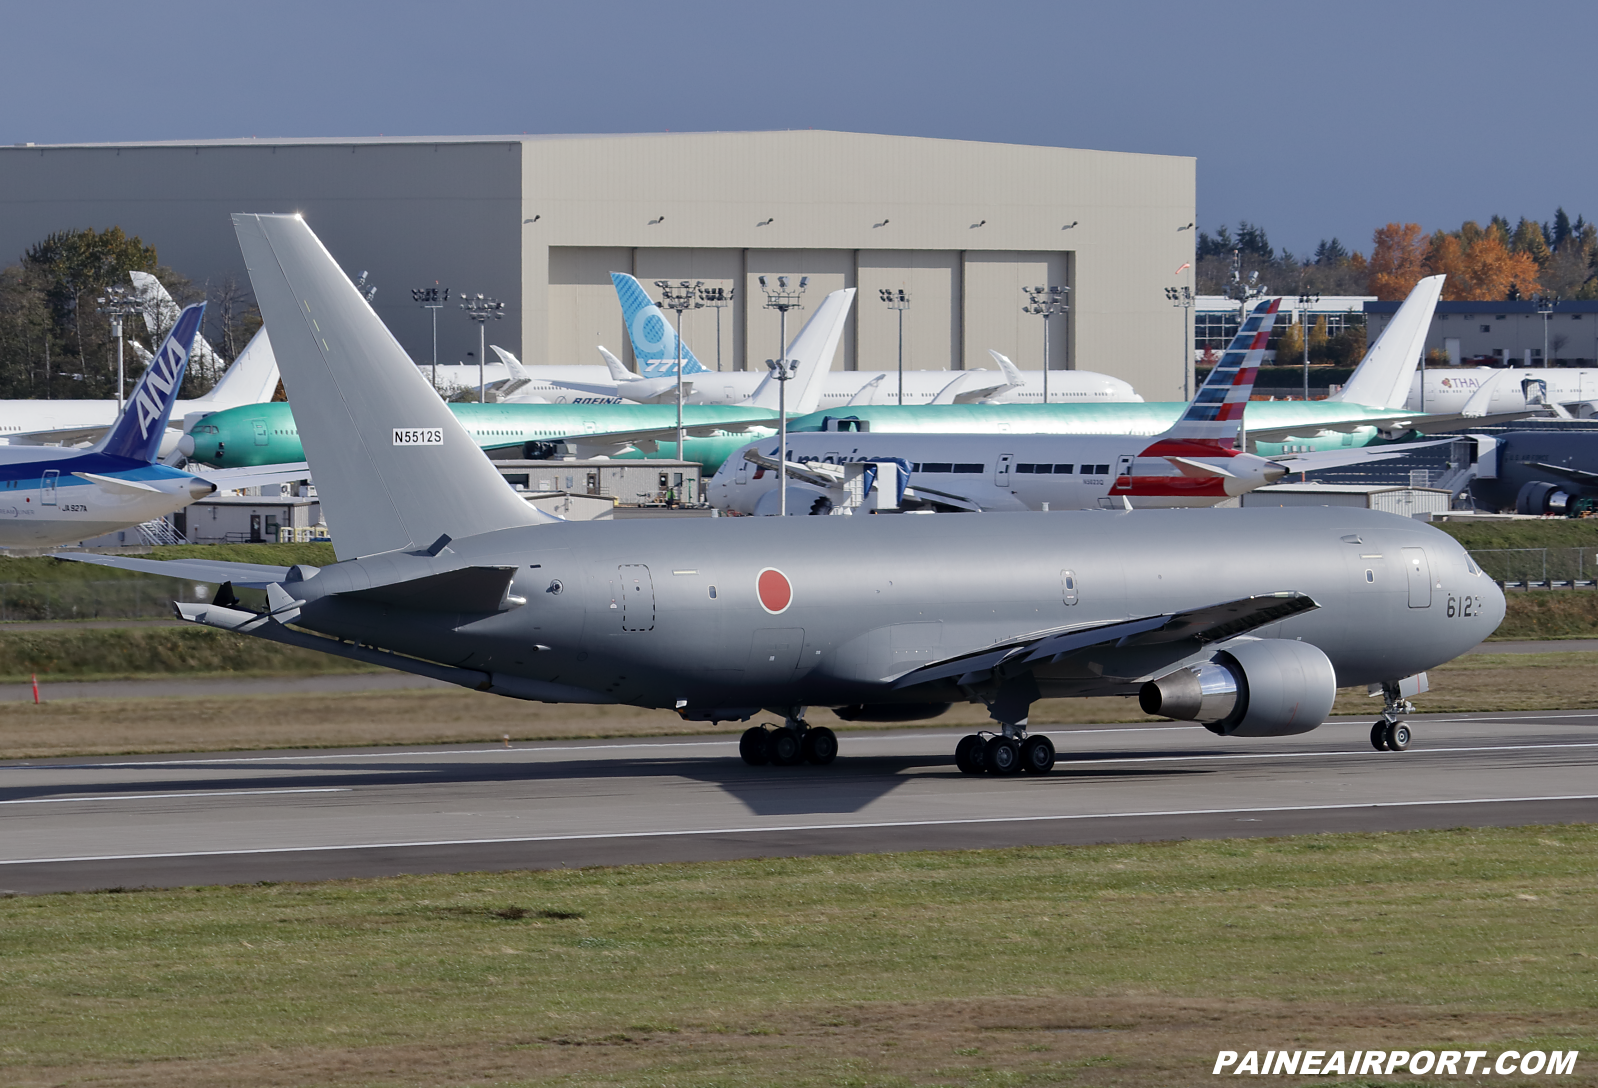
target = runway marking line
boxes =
[8,721,1598,773]
[3,793,1595,867]
[0,788,350,806]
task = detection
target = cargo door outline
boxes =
[1402,547,1431,608]
[619,564,655,631]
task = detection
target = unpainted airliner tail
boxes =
[1332,274,1444,409]
[232,213,551,561]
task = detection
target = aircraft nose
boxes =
[1483,575,1508,635]
[176,434,196,457]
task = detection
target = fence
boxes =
[0,578,210,622]
[1470,548,1598,588]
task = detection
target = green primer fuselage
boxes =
[189,398,1411,474]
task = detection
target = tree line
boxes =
[0,227,260,401]
[1196,209,1598,302]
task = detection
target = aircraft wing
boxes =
[1267,438,1456,473]
[7,425,115,447]
[569,416,779,447]
[1246,410,1537,446]
[1526,461,1598,485]
[54,553,291,588]
[891,591,1317,687]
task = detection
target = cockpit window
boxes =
[1464,554,1480,576]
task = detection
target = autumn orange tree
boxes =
[1367,223,1428,300]
[1424,221,1542,300]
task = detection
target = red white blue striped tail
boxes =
[1151,298,1280,449]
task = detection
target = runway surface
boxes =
[1,710,1594,894]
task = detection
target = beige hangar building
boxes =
[0,131,1195,398]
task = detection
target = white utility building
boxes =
[0,131,1195,397]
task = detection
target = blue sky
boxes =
[5,0,1593,257]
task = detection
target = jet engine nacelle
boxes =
[1516,480,1574,516]
[1138,638,1337,737]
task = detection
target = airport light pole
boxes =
[697,285,734,371]
[460,294,505,402]
[96,285,144,411]
[759,274,808,390]
[1297,292,1320,401]
[412,286,449,391]
[1165,284,1193,400]
[1022,285,1069,403]
[655,280,703,461]
[1537,295,1555,368]
[766,357,799,516]
[879,288,911,405]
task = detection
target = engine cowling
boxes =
[1139,638,1337,737]
[1516,480,1574,516]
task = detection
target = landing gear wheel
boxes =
[740,726,770,766]
[954,734,986,775]
[985,736,1022,775]
[765,728,804,766]
[802,726,838,765]
[1020,734,1056,775]
[1384,721,1411,752]
[1370,721,1390,752]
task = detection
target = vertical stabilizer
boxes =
[743,289,855,414]
[1147,299,1279,448]
[611,272,710,376]
[232,213,549,560]
[129,271,224,381]
[97,303,204,462]
[1332,274,1444,409]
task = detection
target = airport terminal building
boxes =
[0,131,1195,397]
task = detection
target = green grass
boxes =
[0,827,1592,1086]
[1436,519,1598,551]
[0,624,376,682]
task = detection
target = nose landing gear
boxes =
[1370,681,1415,752]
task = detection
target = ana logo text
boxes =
[134,340,189,439]
[393,428,444,446]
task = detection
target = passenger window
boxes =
[1061,569,1078,605]
[1366,569,1374,583]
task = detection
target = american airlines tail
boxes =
[233,213,553,560]
[1331,274,1445,409]
[1148,298,1281,450]
[97,304,205,462]
[611,272,711,377]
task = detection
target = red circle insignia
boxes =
[757,568,792,614]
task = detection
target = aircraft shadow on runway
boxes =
[0,747,1218,816]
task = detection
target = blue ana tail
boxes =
[98,303,204,462]
[610,272,710,376]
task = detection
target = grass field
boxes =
[0,826,1591,1087]
[0,651,1592,761]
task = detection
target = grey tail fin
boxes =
[232,213,550,560]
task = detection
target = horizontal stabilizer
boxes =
[56,552,290,588]
[338,565,521,613]
[70,471,165,494]
[198,462,313,490]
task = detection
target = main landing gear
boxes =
[1370,681,1414,753]
[739,709,837,767]
[955,727,1055,776]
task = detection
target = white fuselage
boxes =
[708,432,1278,514]
[0,447,213,547]
[1405,366,1598,417]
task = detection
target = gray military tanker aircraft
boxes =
[65,214,1506,774]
